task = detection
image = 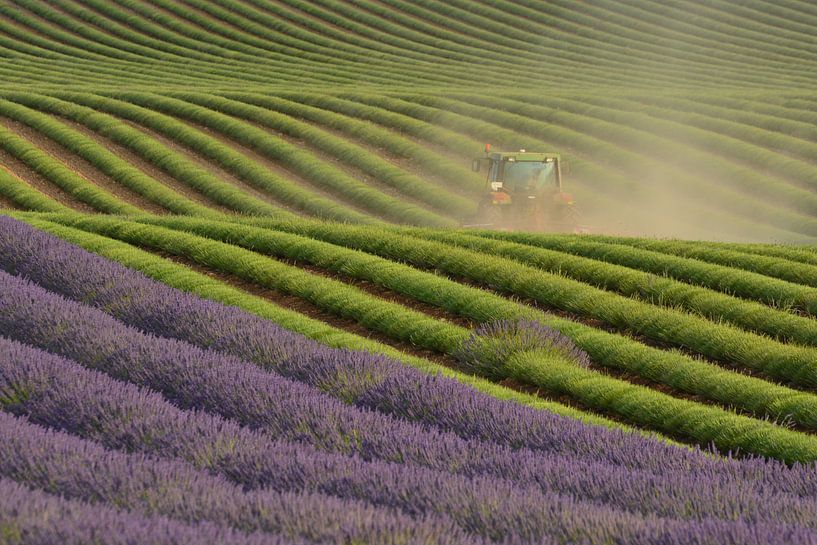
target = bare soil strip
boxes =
[0,118,168,214]
[55,117,233,213]
[0,193,18,210]
[176,117,378,216]
[115,116,297,213]
[141,246,699,434]
[0,148,94,212]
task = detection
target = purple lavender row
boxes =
[5,218,817,504]
[0,335,724,545]
[0,477,303,545]
[0,408,469,545]
[4,267,814,529]
[0,306,817,535]
[0,215,713,474]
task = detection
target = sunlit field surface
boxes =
[4,2,817,544]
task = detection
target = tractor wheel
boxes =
[476,201,504,228]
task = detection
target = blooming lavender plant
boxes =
[0,332,708,543]
[0,477,307,545]
[6,333,817,528]
[0,408,473,545]
[0,215,718,475]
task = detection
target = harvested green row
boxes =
[404,92,817,238]
[475,231,817,314]
[593,235,817,288]
[170,92,477,217]
[115,214,817,432]
[0,98,215,216]
[392,227,817,347]
[222,92,482,195]
[226,216,817,391]
[6,93,296,218]
[36,212,817,463]
[110,92,455,226]
[335,92,811,241]
[0,124,139,214]
[53,91,369,224]
[0,169,70,212]
[10,212,635,436]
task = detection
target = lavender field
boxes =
[5,1,817,542]
[2,214,817,544]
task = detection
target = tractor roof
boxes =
[487,151,561,162]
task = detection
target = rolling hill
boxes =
[4,2,817,544]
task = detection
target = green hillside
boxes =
[1,1,817,240]
[4,1,817,461]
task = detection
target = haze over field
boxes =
[1,1,817,240]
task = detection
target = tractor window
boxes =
[503,161,557,193]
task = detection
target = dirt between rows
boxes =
[151,238,777,420]
[0,118,167,214]
[142,246,642,428]
[174,116,380,217]
[148,248,456,367]
[0,148,95,212]
[0,191,19,210]
[114,117,296,212]
[131,239,806,440]
[56,118,233,213]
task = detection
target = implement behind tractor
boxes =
[468,144,578,231]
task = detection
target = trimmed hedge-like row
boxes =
[0,98,215,217]
[7,93,295,217]
[0,123,139,214]
[170,92,477,218]
[83,214,817,435]
[13,213,627,432]
[0,169,70,212]
[25,213,817,462]
[485,231,817,313]
[110,92,455,226]
[225,216,817,390]
[395,227,817,346]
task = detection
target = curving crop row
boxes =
[333,91,812,241]
[0,273,742,544]
[16,213,626,430]
[14,217,817,528]
[395,227,817,346]
[478,230,817,314]
[0,123,139,214]
[66,0,387,86]
[588,234,817,288]
[8,93,296,217]
[171,92,477,217]
[409,92,817,238]
[36,212,817,459]
[223,92,482,194]
[110,92,455,226]
[135,0,446,86]
[0,0,259,86]
[0,214,672,461]
[0,340,465,545]
[0,169,69,212]
[575,93,817,195]
[0,476,292,545]
[52,91,373,223]
[215,215,817,391]
[0,98,216,216]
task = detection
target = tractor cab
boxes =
[471,145,574,231]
